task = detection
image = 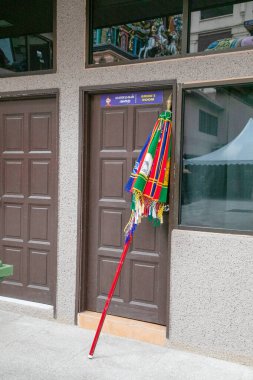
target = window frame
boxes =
[174,78,253,237]
[86,0,253,68]
[0,0,57,78]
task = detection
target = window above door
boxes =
[0,0,55,77]
[87,0,253,66]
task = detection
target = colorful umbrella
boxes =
[88,98,173,358]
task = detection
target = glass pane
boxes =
[181,84,253,231]
[189,1,253,53]
[91,1,183,65]
[200,5,233,20]
[0,0,54,74]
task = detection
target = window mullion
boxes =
[181,0,190,55]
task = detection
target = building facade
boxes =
[0,0,253,366]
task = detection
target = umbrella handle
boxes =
[88,237,132,359]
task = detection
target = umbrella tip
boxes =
[166,94,172,111]
[88,354,93,359]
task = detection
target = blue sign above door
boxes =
[101,91,163,107]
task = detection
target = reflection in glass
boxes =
[0,0,54,74]
[0,35,53,73]
[92,15,183,65]
[181,85,253,231]
[189,1,253,53]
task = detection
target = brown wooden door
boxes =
[0,98,57,305]
[87,91,171,324]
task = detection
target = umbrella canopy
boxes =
[185,118,253,166]
[124,110,172,241]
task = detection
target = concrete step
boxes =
[78,311,166,346]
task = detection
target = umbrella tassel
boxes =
[157,203,164,222]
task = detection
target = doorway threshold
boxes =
[0,296,54,320]
[78,311,166,346]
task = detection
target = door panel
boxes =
[0,98,57,305]
[87,91,170,324]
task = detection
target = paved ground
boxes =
[0,310,253,380]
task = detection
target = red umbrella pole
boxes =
[88,237,132,359]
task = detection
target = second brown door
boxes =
[0,97,57,305]
[87,90,171,324]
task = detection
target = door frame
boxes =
[76,80,178,333]
[0,88,59,316]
